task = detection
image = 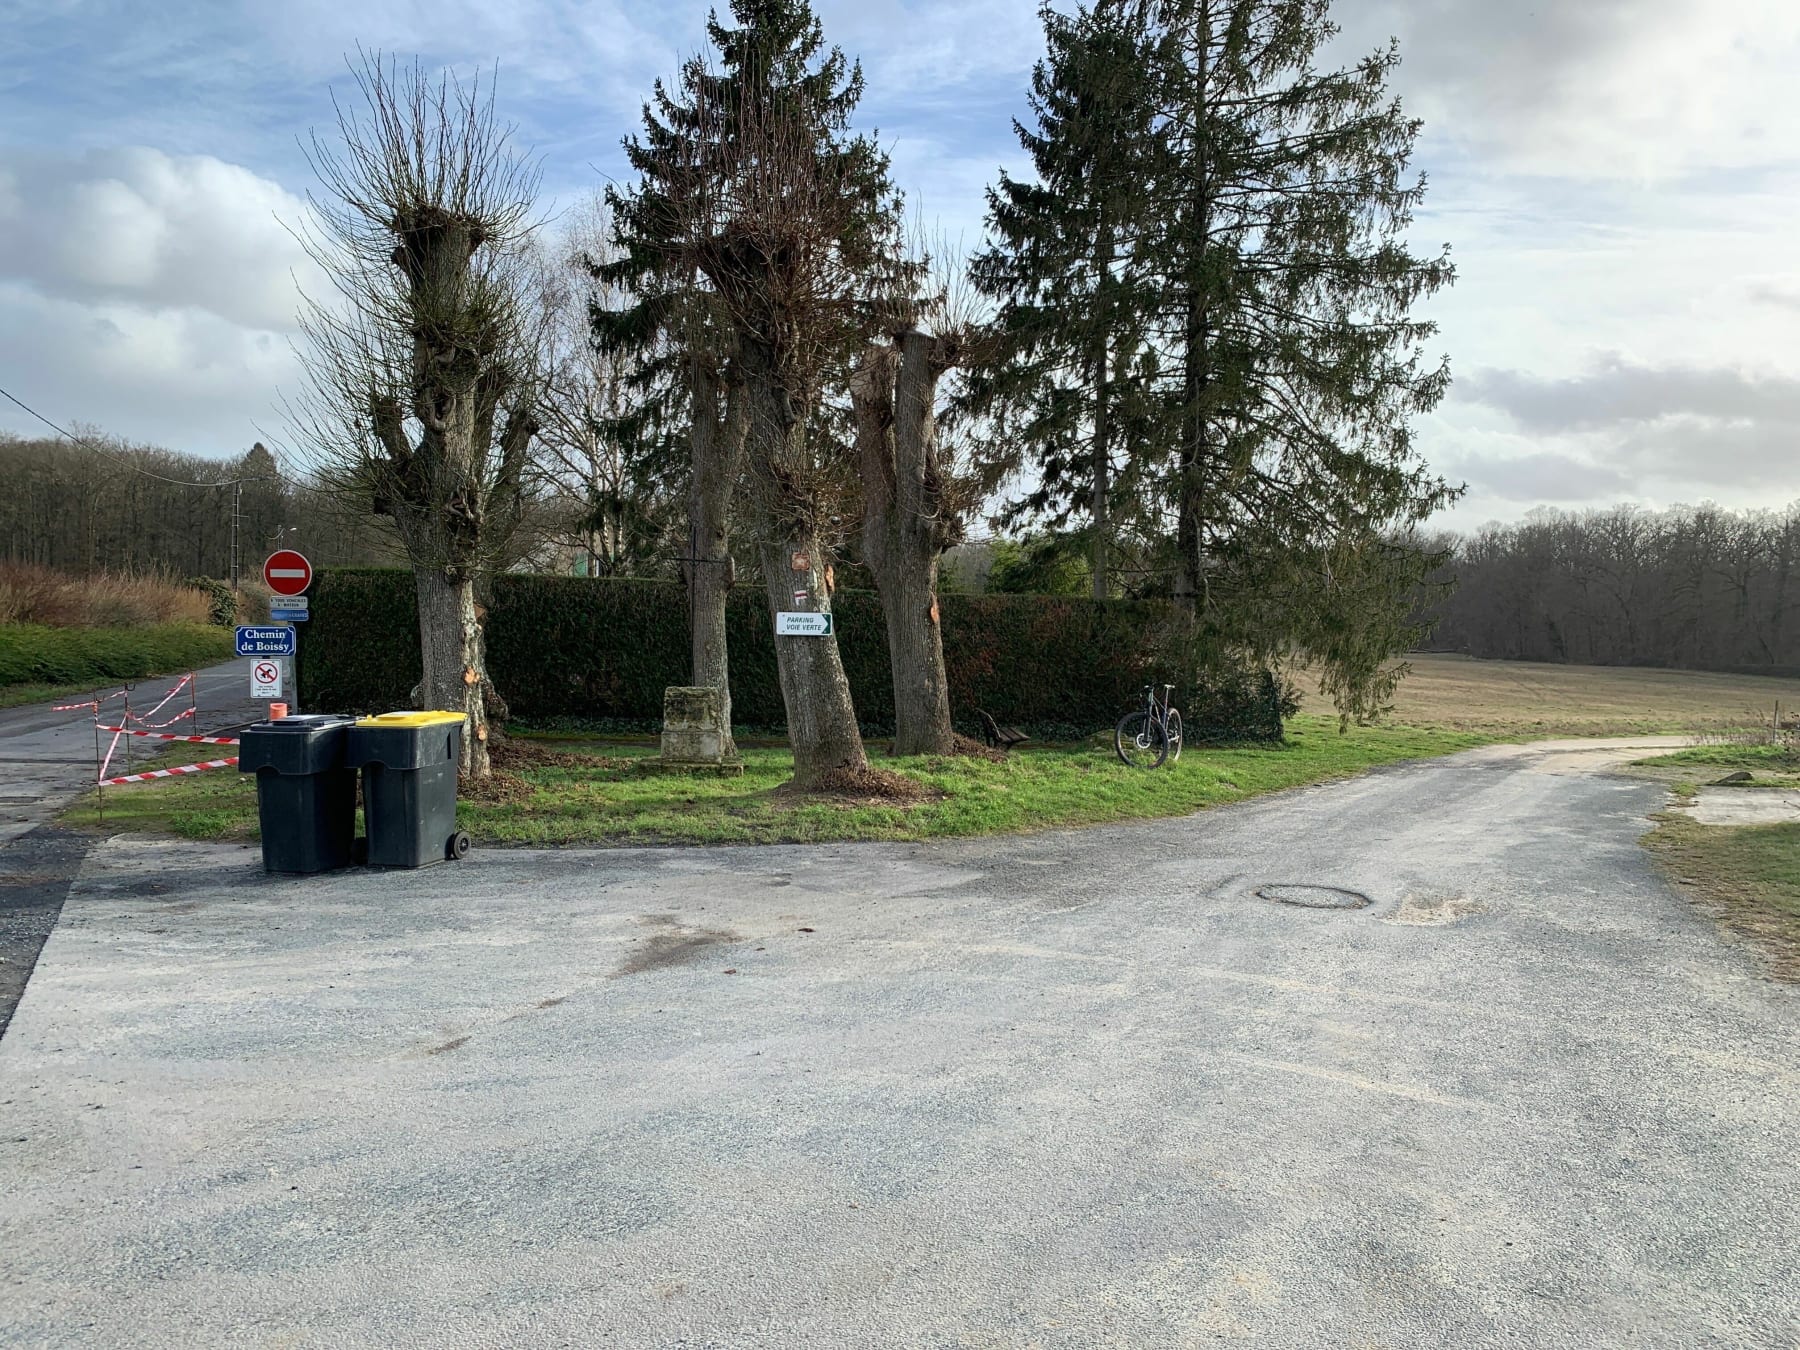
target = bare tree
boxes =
[289,54,545,777]
[534,197,681,578]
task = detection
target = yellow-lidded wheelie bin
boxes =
[347,711,470,868]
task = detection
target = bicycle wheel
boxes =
[1115,711,1169,768]
[1165,709,1183,762]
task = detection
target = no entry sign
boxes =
[263,549,313,596]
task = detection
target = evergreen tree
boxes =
[597,19,760,752]
[1141,0,1459,717]
[610,0,911,784]
[969,0,1159,599]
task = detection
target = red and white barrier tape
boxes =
[126,705,196,730]
[55,671,193,717]
[100,757,238,787]
[96,726,239,746]
[128,672,193,723]
[53,688,126,712]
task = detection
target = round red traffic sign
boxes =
[263,550,312,596]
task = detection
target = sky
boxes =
[3,0,1798,530]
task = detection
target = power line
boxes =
[0,385,274,489]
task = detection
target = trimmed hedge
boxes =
[298,568,1286,741]
[0,623,235,689]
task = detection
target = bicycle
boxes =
[1115,683,1182,768]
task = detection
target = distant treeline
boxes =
[7,434,1796,676]
[0,433,399,578]
[1428,504,1800,672]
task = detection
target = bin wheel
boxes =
[351,837,368,866]
[448,831,472,862]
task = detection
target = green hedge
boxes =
[0,623,235,689]
[183,577,238,627]
[298,569,1286,741]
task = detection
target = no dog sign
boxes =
[251,660,283,699]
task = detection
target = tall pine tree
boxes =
[1142,0,1459,718]
[970,0,1159,599]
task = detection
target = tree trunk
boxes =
[759,532,867,786]
[687,356,745,757]
[1091,225,1114,601]
[741,365,867,788]
[854,333,958,756]
[1173,10,1213,618]
[414,567,492,777]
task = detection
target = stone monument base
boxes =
[653,685,743,775]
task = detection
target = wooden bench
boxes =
[976,709,1030,752]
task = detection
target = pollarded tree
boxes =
[291,55,544,776]
[969,0,1161,599]
[851,278,981,755]
[667,0,914,786]
[1141,0,1459,718]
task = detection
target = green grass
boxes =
[0,623,233,703]
[0,679,124,711]
[1629,741,1800,788]
[1642,814,1800,980]
[61,714,1487,847]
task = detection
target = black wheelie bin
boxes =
[347,711,470,868]
[237,714,358,874]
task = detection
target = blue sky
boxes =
[4,0,1800,528]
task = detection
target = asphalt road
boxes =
[0,658,263,846]
[0,739,1796,1347]
[0,661,267,1038]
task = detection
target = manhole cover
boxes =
[1255,884,1370,910]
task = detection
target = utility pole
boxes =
[229,481,244,591]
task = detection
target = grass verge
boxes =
[1627,742,1800,789]
[61,714,1487,848]
[0,623,233,705]
[1641,811,1800,981]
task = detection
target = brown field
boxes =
[0,562,271,628]
[1299,651,1800,738]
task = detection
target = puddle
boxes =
[1254,884,1370,911]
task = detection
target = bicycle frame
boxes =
[1142,683,1174,736]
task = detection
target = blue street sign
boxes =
[235,625,296,656]
[270,609,310,623]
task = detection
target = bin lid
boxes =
[353,711,468,728]
[247,714,355,731]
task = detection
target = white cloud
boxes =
[0,282,300,455]
[0,147,321,332]
[1341,0,1800,179]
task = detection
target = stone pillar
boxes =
[655,686,743,775]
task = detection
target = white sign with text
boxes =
[775,611,834,637]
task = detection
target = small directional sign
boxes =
[775,611,833,637]
[251,660,284,699]
[236,625,296,657]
